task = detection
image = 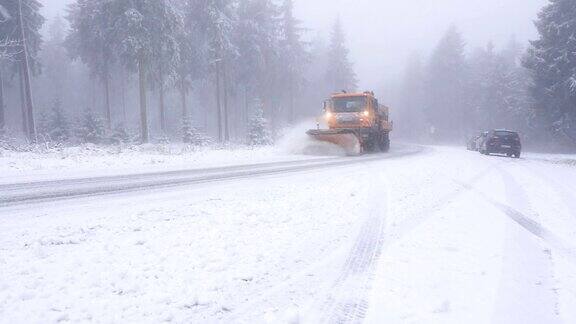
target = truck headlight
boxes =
[363,111,370,117]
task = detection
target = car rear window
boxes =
[494,131,519,138]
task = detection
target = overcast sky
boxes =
[41,0,547,89]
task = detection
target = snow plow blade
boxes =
[307,129,362,156]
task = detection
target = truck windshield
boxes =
[332,97,366,113]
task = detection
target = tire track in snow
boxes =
[314,174,391,324]
[0,147,424,207]
[453,168,576,264]
[516,160,576,219]
[492,167,561,322]
[387,163,499,243]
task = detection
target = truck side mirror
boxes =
[323,100,328,112]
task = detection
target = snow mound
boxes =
[276,121,347,157]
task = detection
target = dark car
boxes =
[480,130,522,158]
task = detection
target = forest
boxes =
[0,0,575,151]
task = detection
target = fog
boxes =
[295,0,546,88]
[42,0,546,89]
[2,0,573,151]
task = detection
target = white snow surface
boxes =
[0,142,329,185]
[0,145,575,323]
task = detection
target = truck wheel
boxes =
[379,133,390,152]
[363,140,376,153]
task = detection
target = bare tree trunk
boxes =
[159,69,166,134]
[215,61,222,143]
[138,54,149,143]
[121,70,127,124]
[91,77,96,112]
[18,65,28,137]
[180,77,188,119]
[104,73,111,129]
[223,60,230,142]
[288,71,295,124]
[0,68,5,131]
[19,0,36,141]
[244,86,249,123]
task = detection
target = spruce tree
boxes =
[0,0,44,140]
[524,0,576,144]
[181,116,211,146]
[76,110,106,144]
[66,0,117,129]
[279,0,308,123]
[325,18,357,93]
[248,102,272,146]
[107,0,183,143]
[47,99,70,144]
[398,53,427,139]
[426,25,468,140]
[234,0,280,130]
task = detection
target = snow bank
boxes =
[0,143,318,184]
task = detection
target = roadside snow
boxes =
[0,144,325,185]
[1,144,575,323]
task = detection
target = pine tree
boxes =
[66,0,117,129]
[524,0,576,144]
[176,0,209,119]
[42,16,69,108]
[234,0,280,130]
[248,102,272,146]
[0,0,44,73]
[0,0,45,140]
[107,0,183,143]
[76,110,105,144]
[195,0,236,142]
[181,116,211,146]
[325,18,357,93]
[278,0,308,123]
[36,98,70,144]
[47,99,70,143]
[398,53,427,139]
[110,123,130,145]
[426,25,468,140]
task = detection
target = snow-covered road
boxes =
[0,145,575,323]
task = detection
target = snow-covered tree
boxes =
[278,0,308,123]
[325,18,357,93]
[67,0,117,128]
[37,98,70,144]
[0,0,45,140]
[40,17,69,112]
[248,102,272,145]
[234,0,280,129]
[397,53,427,139]
[0,0,44,74]
[109,0,183,143]
[181,116,211,146]
[176,0,209,119]
[76,110,105,144]
[524,0,576,145]
[46,99,70,143]
[426,25,469,140]
[110,123,130,145]
[194,0,236,142]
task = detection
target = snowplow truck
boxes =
[307,91,393,155]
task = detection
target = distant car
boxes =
[480,130,522,158]
[467,133,485,151]
[467,136,478,151]
[474,132,489,152]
